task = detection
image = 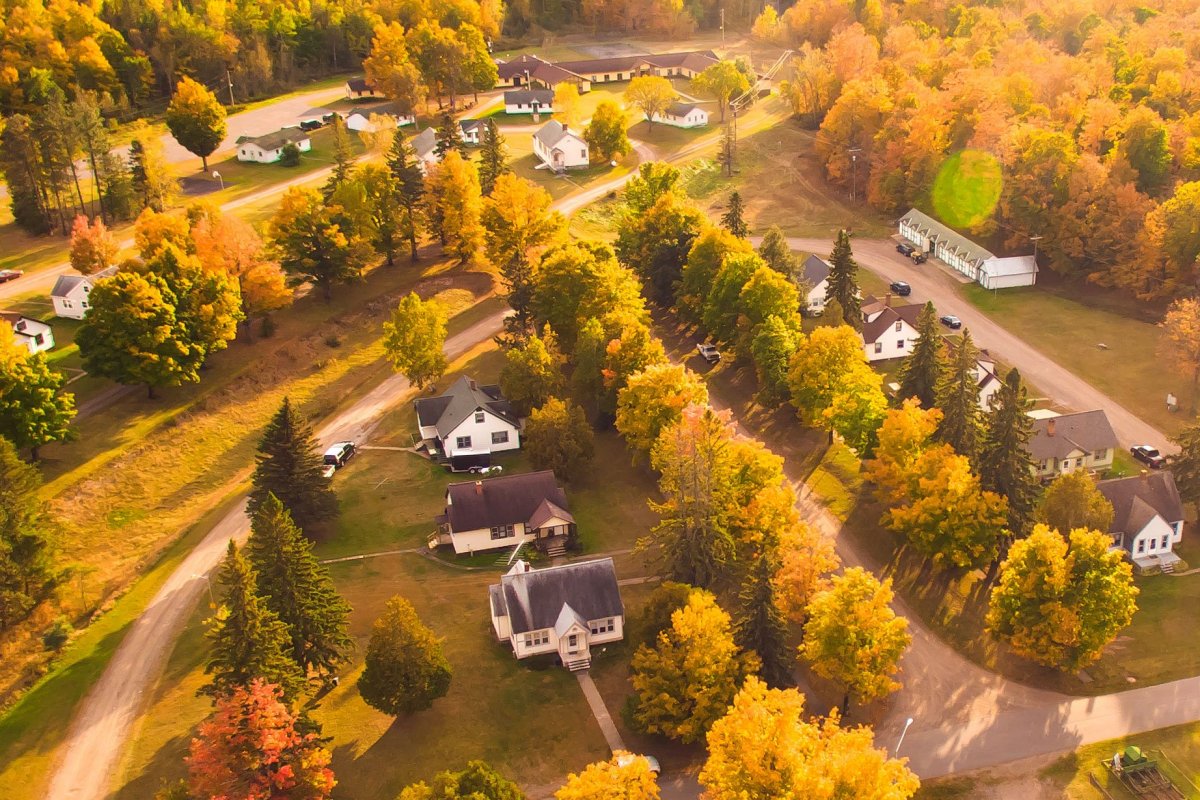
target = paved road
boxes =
[43,142,656,800]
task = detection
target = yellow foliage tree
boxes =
[555,752,660,800]
[553,82,584,129]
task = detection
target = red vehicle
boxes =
[0,270,23,283]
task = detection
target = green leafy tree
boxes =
[524,397,595,482]
[1119,106,1171,194]
[751,315,802,406]
[600,319,667,417]
[734,550,791,687]
[387,133,427,262]
[826,230,861,326]
[76,271,203,398]
[895,302,944,409]
[720,191,748,237]
[987,525,1138,671]
[583,100,632,163]
[679,227,754,321]
[628,580,693,648]
[0,437,56,629]
[801,567,911,713]
[616,363,709,461]
[787,325,865,425]
[979,368,1039,536]
[693,60,751,122]
[623,162,682,214]
[737,266,802,351]
[204,541,305,700]
[935,329,984,460]
[823,362,888,456]
[399,762,525,800]
[1170,419,1200,508]
[383,292,448,390]
[165,76,226,171]
[358,595,452,715]
[756,225,798,276]
[499,326,566,416]
[702,253,766,344]
[531,241,647,350]
[1037,471,1114,535]
[246,495,352,675]
[350,163,403,265]
[0,327,75,459]
[616,192,706,302]
[138,243,243,362]
[268,187,370,301]
[625,76,675,131]
[477,119,510,195]
[248,397,339,527]
[128,125,178,212]
[629,589,759,742]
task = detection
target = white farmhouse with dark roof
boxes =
[413,375,521,459]
[652,101,709,128]
[51,266,117,320]
[459,119,484,145]
[860,295,921,362]
[433,470,575,555]
[533,120,589,171]
[800,254,830,314]
[489,558,624,670]
[1027,409,1117,480]
[1,312,54,354]
[236,129,312,163]
[1097,471,1185,573]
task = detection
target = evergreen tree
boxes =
[734,551,791,688]
[248,398,339,528]
[826,230,861,327]
[756,225,797,276]
[895,302,945,409]
[477,119,510,196]
[434,113,466,158]
[0,115,51,234]
[720,191,748,238]
[358,595,452,716]
[0,437,56,630]
[246,495,353,675]
[387,133,426,262]
[979,368,1039,537]
[1170,419,1200,508]
[203,541,305,700]
[935,330,983,460]
[324,114,354,199]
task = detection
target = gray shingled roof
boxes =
[534,119,579,149]
[444,470,567,532]
[347,77,374,92]
[495,54,550,81]
[52,266,117,298]
[1028,410,1118,461]
[413,375,516,439]
[492,558,623,635]
[900,207,994,270]
[801,254,830,286]
[347,101,413,119]
[236,129,309,152]
[410,127,437,158]
[505,89,554,106]
[460,119,484,133]
[1097,472,1184,535]
[555,50,718,75]
[665,101,699,117]
[527,498,575,530]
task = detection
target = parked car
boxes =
[911,252,928,264]
[896,242,915,257]
[299,118,324,131]
[697,343,721,364]
[322,112,342,123]
[323,441,357,471]
[1131,445,1166,469]
[0,269,23,283]
[889,281,912,296]
[939,314,962,329]
[616,753,661,774]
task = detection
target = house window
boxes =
[589,618,615,634]
[896,339,904,349]
[1162,535,1170,549]
[1148,538,1156,552]
[32,334,43,346]
[523,630,549,647]
[874,342,882,354]
[491,431,509,444]
[1039,460,1047,471]
[895,321,902,332]
[1093,449,1107,460]
[580,149,586,158]
[474,411,485,423]
[1137,539,1146,554]
[490,524,515,540]
[81,301,88,308]
[604,74,610,81]
[456,436,472,449]
[63,300,72,308]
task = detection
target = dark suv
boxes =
[896,242,915,257]
[889,281,912,296]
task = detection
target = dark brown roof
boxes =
[1029,410,1118,461]
[236,129,309,151]
[1097,472,1184,534]
[346,77,375,92]
[495,54,550,81]
[444,470,567,532]
[556,49,718,75]
[861,302,922,344]
[492,558,624,634]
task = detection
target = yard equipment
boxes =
[1101,746,1184,799]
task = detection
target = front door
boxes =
[567,633,579,653]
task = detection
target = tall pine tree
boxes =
[324,114,354,200]
[935,329,983,461]
[1170,419,1200,508]
[248,398,338,529]
[477,119,509,196]
[734,551,791,688]
[721,191,748,238]
[895,302,945,409]
[204,541,305,700]
[434,113,467,158]
[387,133,426,262]
[979,368,1039,537]
[826,229,861,327]
[246,494,353,675]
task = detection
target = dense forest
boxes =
[761,0,1200,300]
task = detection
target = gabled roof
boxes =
[1028,410,1118,461]
[527,498,575,530]
[505,89,554,105]
[492,558,623,635]
[899,208,994,269]
[495,53,552,81]
[346,77,375,92]
[51,265,117,299]
[555,49,719,76]
[534,119,582,150]
[801,254,830,286]
[1097,472,1185,535]
[236,129,309,151]
[460,119,485,133]
[1,312,50,339]
[664,101,700,117]
[861,301,922,344]
[414,375,517,438]
[983,255,1038,278]
[554,603,588,636]
[346,101,413,119]
[444,470,567,532]
[529,61,587,85]
[411,127,437,158]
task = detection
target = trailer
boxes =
[1101,746,1184,799]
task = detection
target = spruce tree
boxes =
[204,541,305,700]
[387,133,426,262]
[734,552,791,688]
[434,113,466,158]
[324,114,354,199]
[358,595,453,715]
[1170,419,1200,508]
[246,494,353,675]
[979,368,1039,537]
[896,302,945,409]
[721,191,748,238]
[248,398,338,529]
[757,225,797,276]
[935,329,983,461]
[826,229,861,327]
[0,436,56,630]
[477,119,509,196]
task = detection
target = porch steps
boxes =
[543,541,567,558]
[564,656,592,672]
[1162,561,1176,574]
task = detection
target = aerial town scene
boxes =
[2,0,1200,798]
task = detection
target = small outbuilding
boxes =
[345,77,382,99]
[459,119,485,145]
[236,129,312,164]
[409,128,439,174]
[1,312,54,354]
[897,208,1037,288]
[344,102,416,132]
[801,254,830,315]
[504,89,555,114]
[652,101,709,128]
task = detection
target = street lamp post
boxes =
[191,573,215,607]
[895,717,915,758]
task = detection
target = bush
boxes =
[260,315,277,338]
[280,143,301,167]
[42,617,72,650]
[324,333,341,348]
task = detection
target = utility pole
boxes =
[848,147,862,203]
[225,69,236,106]
[720,7,726,46]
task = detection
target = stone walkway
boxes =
[576,671,626,753]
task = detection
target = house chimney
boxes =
[884,292,893,307]
[475,480,483,495]
[1047,418,1055,437]
[469,379,477,391]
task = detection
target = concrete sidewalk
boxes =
[576,671,626,752]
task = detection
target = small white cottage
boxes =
[236,130,312,164]
[345,77,382,99]
[533,120,589,171]
[860,296,922,362]
[504,89,554,114]
[344,102,416,133]
[1,312,54,354]
[1097,471,1186,573]
[459,119,484,145]
[652,101,709,128]
[800,254,830,315]
[51,266,117,320]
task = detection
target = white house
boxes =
[943,337,1004,410]
[533,120,589,171]
[409,128,439,174]
[1097,471,1185,573]
[555,50,720,85]
[345,77,382,99]
[459,119,484,145]
[414,375,521,459]
[860,296,921,362]
[489,558,625,671]
[51,266,117,320]
[1027,409,1118,480]
[344,102,416,133]
[897,208,1037,288]
[800,254,830,315]
[652,101,709,128]
[504,89,554,114]
[236,130,312,163]
[1,312,54,354]
[433,470,575,555]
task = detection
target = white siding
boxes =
[442,410,521,455]
[1131,515,1177,557]
[864,320,918,363]
[451,523,532,555]
[53,284,91,320]
[806,278,828,313]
